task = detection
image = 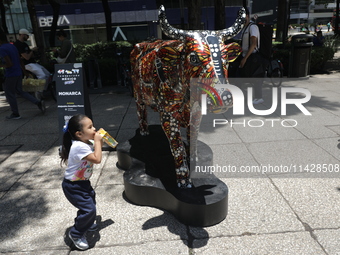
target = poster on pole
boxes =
[55,63,92,144]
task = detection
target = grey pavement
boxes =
[1,67,340,254]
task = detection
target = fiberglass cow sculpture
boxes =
[130,5,246,188]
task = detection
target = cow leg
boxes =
[136,102,149,136]
[188,101,202,164]
[160,112,192,188]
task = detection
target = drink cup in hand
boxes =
[98,128,118,148]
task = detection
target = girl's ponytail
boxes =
[60,131,72,165]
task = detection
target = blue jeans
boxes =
[3,76,39,115]
[62,179,96,239]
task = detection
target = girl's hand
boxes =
[84,131,103,164]
[94,131,104,146]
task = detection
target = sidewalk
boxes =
[0,70,340,254]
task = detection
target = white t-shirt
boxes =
[241,22,260,57]
[64,140,94,181]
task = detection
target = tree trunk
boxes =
[101,0,112,42]
[214,0,225,30]
[26,0,47,64]
[47,0,60,47]
[276,0,290,45]
[0,0,8,34]
[187,0,201,30]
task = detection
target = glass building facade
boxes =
[6,0,30,34]
[6,0,244,47]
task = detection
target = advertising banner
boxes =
[55,63,92,144]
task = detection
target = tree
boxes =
[26,0,47,64]
[187,0,201,30]
[214,0,225,30]
[101,0,112,42]
[47,0,60,47]
[276,0,290,44]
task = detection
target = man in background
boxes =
[238,8,265,105]
[0,31,45,119]
[54,29,76,63]
[13,28,50,90]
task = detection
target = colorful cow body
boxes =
[131,6,246,188]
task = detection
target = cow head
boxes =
[158,5,246,113]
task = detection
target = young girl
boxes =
[60,114,103,250]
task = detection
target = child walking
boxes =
[60,114,103,250]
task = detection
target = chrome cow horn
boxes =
[158,5,246,40]
[158,5,192,40]
[217,8,246,40]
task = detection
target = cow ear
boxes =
[222,42,242,63]
[157,43,183,66]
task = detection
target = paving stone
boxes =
[189,178,304,238]
[0,189,74,253]
[88,185,189,247]
[0,74,339,254]
[69,240,189,254]
[314,229,340,255]
[192,232,325,255]
[270,178,340,229]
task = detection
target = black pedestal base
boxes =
[117,125,228,227]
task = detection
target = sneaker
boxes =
[253,98,264,105]
[37,100,46,114]
[6,113,21,120]
[88,223,98,232]
[68,231,89,250]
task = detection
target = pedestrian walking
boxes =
[313,31,325,47]
[238,8,265,104]
[60,114,103,250]
[0,31,45,119]
[53,29,76,63]
[13,28,50,90]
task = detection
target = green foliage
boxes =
[74,41,132,63]
[42,41,134,86]
[71,41,133,85]
[323,35,340,52]
[310,46,335,72]
[273,44,336,75]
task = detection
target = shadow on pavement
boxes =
[64,215,114,250]
[0,187,49,242]
[142,212,209,248]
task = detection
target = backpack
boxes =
[249,22,273,60]
[241,22,273,78]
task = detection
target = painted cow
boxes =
[131,5,246,188]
